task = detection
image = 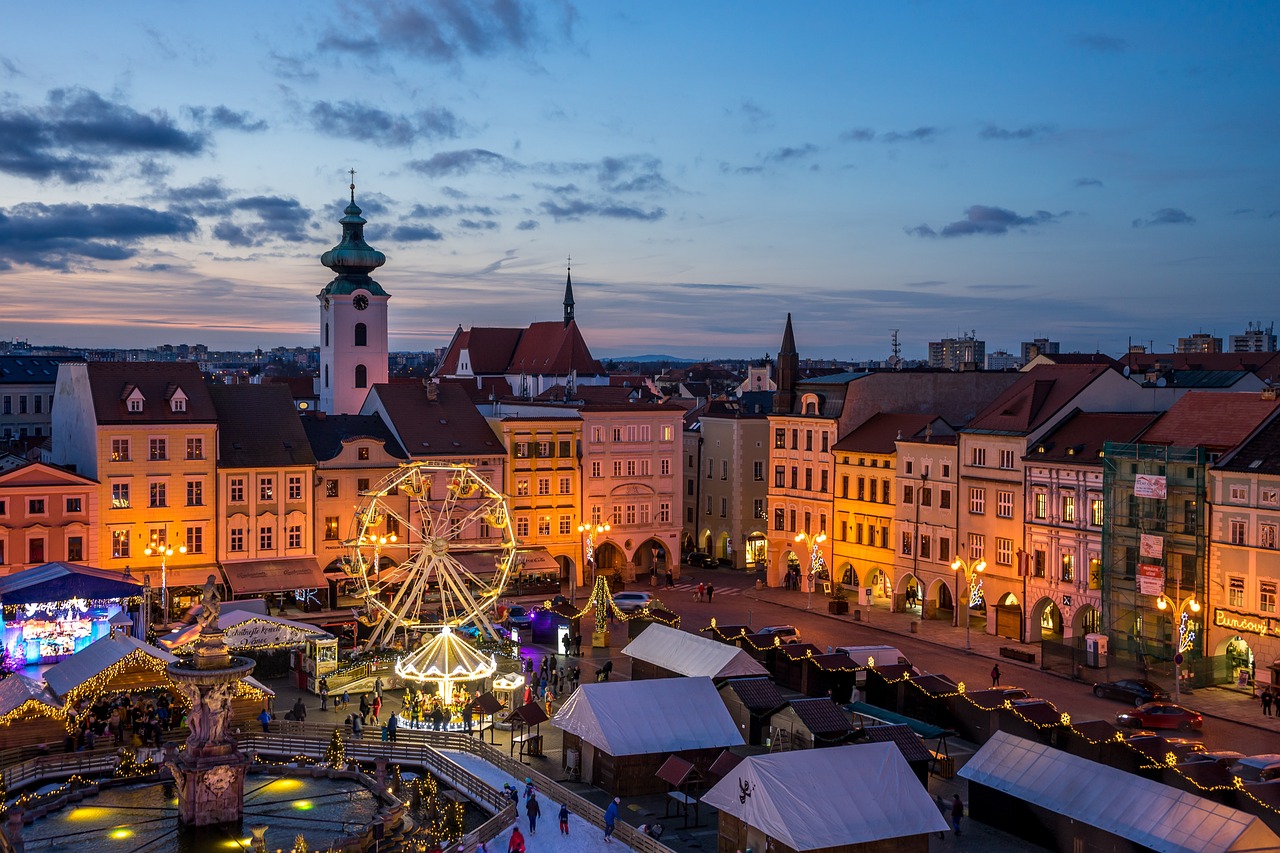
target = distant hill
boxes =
[605,354,697,364]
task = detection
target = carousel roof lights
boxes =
[394,625,498,687]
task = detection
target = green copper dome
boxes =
[319,190,389,297]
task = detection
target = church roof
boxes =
[209,384,317,468]
[369,382,504,457]
[436,321,605,379]
[318,186,387,296]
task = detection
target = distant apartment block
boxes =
[1177,333,1223,354]
[928,334,985,371]
[985,351,1020,371]
[1020,338,1060,364]
[1230,322,1277,353]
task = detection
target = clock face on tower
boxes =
[353,294,369,311]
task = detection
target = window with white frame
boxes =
[969,487,985,514]
[149,438,167,461]
[149,481,167,508]
[112,483,130,508]
[537,478,551,496]
[287,525,302,549]
[259,477,274,501]
[591,426,603,443]
[1230,519,1248,545]
[1263,524,1278,550]
[259,526,274,550]
[1262,581,1277,614]
[591,462,601,478]
[1062,494,1076,523]
[186,437,203,460]
[660,458,670,475]
[230,528,246,551]
[996,490,1014,518]
[1061,553,1075,582]
[591,505,602,524]
[659,502,671,523]
[516,480,529,497]
[971,446,987,467]
[640,504,651,524]
[967,533,985,560]
[559,476,572,495]
[111,438,130,461]
[559,516,572,535]
[613,460,623,477]
[1034,492,1047,519]
[1263,488,1280,507]
[1229,576,1245,607]
[1090,498,1104,526]
[112,530,130,558]
[187,526,204,554]
[1230,485,1248,503]
[538,517,551,536]
[901,531,912,555]
[611,505,623,525]
[516,517,529,538]
[996,537,1013,566]
[999,449,1015,469]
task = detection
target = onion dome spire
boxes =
[319,168,388,296]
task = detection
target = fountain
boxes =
[164,575,257,827]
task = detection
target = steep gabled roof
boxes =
[1138,391,1280,452]
[833,412,953,455]
[300,412,407,462]
[1216,410,1280,474]
[0,460,97,488]
[507,320,605,376]
[83,362,217,424]
[209,384,316,468]
[1027,410,1164,463]
[370,381,503,457]
[965,363,1115,435]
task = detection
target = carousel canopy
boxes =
[0,562,143,606]
[395,626,497,684]
[0,673,61,716]
[44,633,176,699]
[622,623,768,679]
[157,610,331,652]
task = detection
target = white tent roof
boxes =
[551,676,743,756]
[0,673,61,716]
[622,624,768,679]
[44,633,177,699]
[157,610,330,652]
[702,743,948,850]
[960,731,1280,853]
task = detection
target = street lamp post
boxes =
[1156,573,1200,705]
[952,555,986,651]
[144,535,186,625]
[794,531,828,610]
[576,522,610,603]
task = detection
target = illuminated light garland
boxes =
[61,647,177,708]
[0,697,68,730]
[1178,612,1196,656]
[4,597,142,619]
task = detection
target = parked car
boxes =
[1229,755,1280,783]
[757,625,802,644]
[685,551,712,567]
[504,605,534,630]
[1093,678,1170,706]
[612,591,653,613]
[1179,750,1243,768]
[1116,702,1203,732]
[1123,732,1207,760]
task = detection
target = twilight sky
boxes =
[0,2,1276,360]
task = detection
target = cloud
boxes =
[186,105,268,132]
[408,203,455,218]
[840,127,876,142]
[594,155,671,193]
[881,127,940,143]
[269,52,318,82]
[979,123,1055,140]
[0,87,206,183]
[730,99,773,132]
[390,224,444,242]
[162,178,230,203]
[457,218,498,230]
[0,202,197,270]
[906,205,1066,238]
[320,0,573,64]
[763,143,819,163]
[539,197,665,222]
[1074,177,1103,188]
[516,219,539,230]
[903,280,946,289]
[1132,208,1195,227]
[1073,33,1128,53]
[0,57,20,77]
[406,148,516,177]
[309,101,462,146]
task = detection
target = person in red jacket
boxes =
[507,827,525,853]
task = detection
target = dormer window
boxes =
[125,387,146,413]
[170,389,188,413]
[129,398,143,413]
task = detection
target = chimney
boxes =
[1262,387,1277,401]
[423,379,439,402]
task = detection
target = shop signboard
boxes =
[1138,563,1165,596]
[1134,474,1167,500]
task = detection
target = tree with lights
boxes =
[324,728,346,768]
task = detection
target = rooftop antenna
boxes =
[890,329,901,365]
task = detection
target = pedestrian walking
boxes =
[526,794,541,834]
[257,709,271,733]
[1262,687,1274,717]
[359,693,370,723]
[558,802,570,835]
[604,797,619,843]
[665,570,674,589]
[387,711,399,742]
[696,581,705,602]
[372,695,382,723]
[990,664,1001,687]
[374,677,384,700]
[350,713,364,738]
[935,793,947,839]
[706,582,714,602]
[562,633,572,656]
[463,701,474,733]
[572,633,582,656]
[341,689,350,711]
[319,677,330,710]
[950,794,964,835]
[545,688,555,717]
[507,827,525,853]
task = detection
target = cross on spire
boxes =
[348,168,356,203]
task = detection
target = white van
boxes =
[836,645,911,668]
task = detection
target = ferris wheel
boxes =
[346,462,518,650]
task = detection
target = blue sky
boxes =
[0,1,1276,360]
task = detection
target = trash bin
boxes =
[755,579,764,591]
[910,621,919,634]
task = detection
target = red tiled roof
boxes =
[437,327,524,376]
[369,382,503,457]
[1138,391,1280,451]
[1120,351,1280,383]
[1028,411,1164,462]
[1217,411,1280,474]
[84,362,217,424]
[966,364,1116,434]
[833,412,951,454]
[508,320,605,376]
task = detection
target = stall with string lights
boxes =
[0,562,145,665]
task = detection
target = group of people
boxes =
[693,581,715,602]
[781,566,804,591]
[66,691,179,752]
[521,652,581,709]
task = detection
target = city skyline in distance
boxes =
[0,2,1275,361]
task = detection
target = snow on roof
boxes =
[44,633,176,699]
[702,743,947,850]
[960,731,1280,853]
[551,676,743,756]
[157,610,331,652]
[621,624,769,679]
[0,673,61,716]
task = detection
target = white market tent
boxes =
[622,623,768,679]
[0,673,62,718]
[552,676,744,756]
[157,609,331,653]
[702,743,947,850]
[960,731,1280,853]
[44,633,177,700]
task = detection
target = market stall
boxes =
[0,562,145,664]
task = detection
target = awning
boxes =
[0,562,143,606]
[161,566,226,589]
[516,549,559,572]
[220,558,326,596]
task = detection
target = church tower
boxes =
[318,173,389,415]
[773,313,799,414]
[563,258,575,327]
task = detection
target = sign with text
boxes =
[1139,534,1164,560]
[1134,474,1167,500]
[1214,608,1272,637]
[1138,563,1165,596]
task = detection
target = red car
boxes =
[1116,702,1203,732]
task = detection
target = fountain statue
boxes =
[165,575,258,826]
